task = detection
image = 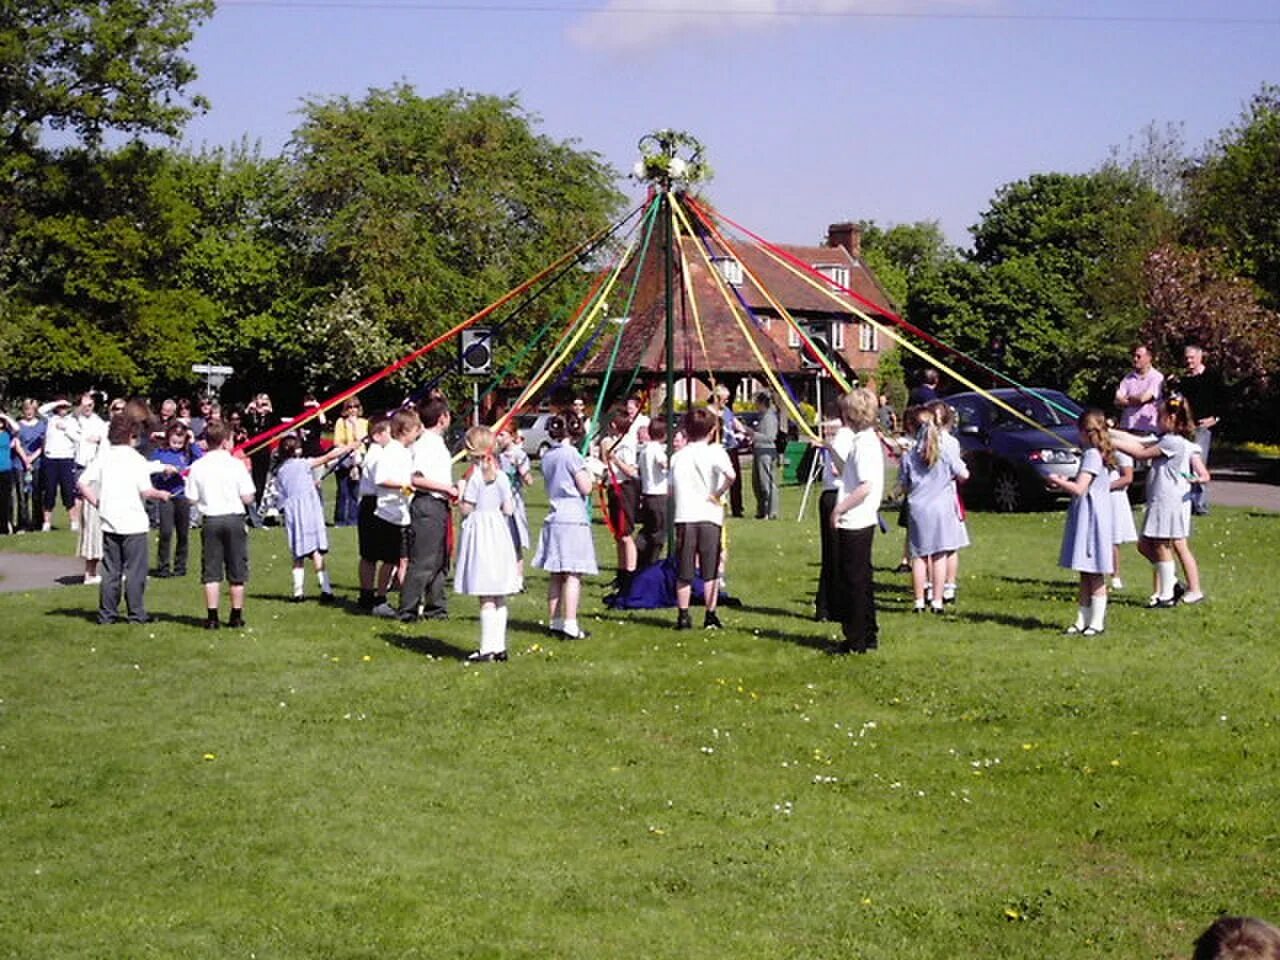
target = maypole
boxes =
[633,130,711,553]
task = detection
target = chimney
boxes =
[826,222,861,258]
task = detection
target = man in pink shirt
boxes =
[1114,343,1164,434]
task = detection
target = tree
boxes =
[857,219,957,309]
[1142,243,1280,430]
[1,0,214,152]
[1185,83,1280,309]
[288,86,624,393]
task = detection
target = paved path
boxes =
[1,472,1276,593]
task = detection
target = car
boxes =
[515,412,556,458]
[947,387,1085,512]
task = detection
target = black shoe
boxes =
[1145,596,1177,609]
[895,561,911,573]
[319,592,336,605]
[675,610,692,631]
[204,617,220,630]
[152,569,170,579]
[173,569,186,578]
[227,613,245,628]
[704,610,723,630]
[466,650,509,663]
[290,594,305,603]
[422,609,449,621]
[825,642,853,656]
[814,609,829,622]
[1172,582,1187,601]
[559,626,590,640]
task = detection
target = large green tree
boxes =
[288,86,624,392]
[1,0,213,152]
[856,219,957,309]
[1185,83,1280,309]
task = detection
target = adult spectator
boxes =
[77,415,170,624]
[73,392,109,584]
[14,399,46,532]
[1114,343,1164,433]
[39,397,79,531]
[708,384,745,518]
[746,391,779,519]
[0,411,17,534]
[242,392,280,510]
[1175,343,1223,516]
[333,397,369,526]
[189,396,213,444]
[909,368,941,406]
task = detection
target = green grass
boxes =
[2,489,1279,959]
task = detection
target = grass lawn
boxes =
[2,486,1278,958]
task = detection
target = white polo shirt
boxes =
[185,449,255,518]
[638,441,668,496]
[836,428,885,531]
[74,412,107,467]
[670,440,734,526]
[79,443,154,535]
[410,429,453,499]
[43,412,79,460]
[373,440,412,526]
[822,426,855,493]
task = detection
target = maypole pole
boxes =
[633,130,711,555]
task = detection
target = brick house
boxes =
[580,218,898,413]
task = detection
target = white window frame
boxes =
[831,321,845,350]
[711,256,743,286]
[859,321,878,353]
[813,263,850,289]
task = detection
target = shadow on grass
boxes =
[46,606,100,624]
[604,608,833,650]
[382,631,471,661]
[45,607,222,630]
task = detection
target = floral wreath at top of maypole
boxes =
[633,129,712,192]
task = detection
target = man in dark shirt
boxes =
[1175,343,1222,516]
[908,368,941,407]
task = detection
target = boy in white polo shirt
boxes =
[369,409,420,618]
[185,421,257,630]
[77,415,171,624]
[670,407,735,630]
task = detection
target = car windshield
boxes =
[990,391,1082,428]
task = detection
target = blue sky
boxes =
[182,0,1278,248]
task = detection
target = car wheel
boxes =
[992,465,1024,512]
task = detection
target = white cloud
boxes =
[568,0,993,53]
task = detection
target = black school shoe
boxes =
[704,610,723,630]
[675,610,692,631]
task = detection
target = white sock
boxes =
[943,583,957,601]
[479,605,499,654]
[291,567,305,596]
[1088,595,1107,631]
[494,605,508,653]
[563,618,581,637]
[319,569,332,593]
[1156,560,1176,599]
[550,617,564,632]
[1074,605,1090,631]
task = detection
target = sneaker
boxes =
[559,625,591,640]
[1145,595,1177,609]
[41,522,52,532]
[1180,590,1205,605]
[1110,576,1124,590]
[70,521,80,532]
[83,575,102,586]
[704,610,723,630]
[466,650,509,663]
[372,602,400,618]
[942,584,957,604]
[1081,627,1104,637]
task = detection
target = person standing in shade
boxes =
[1114,343,1164,434]
[76,415,171,625]
[745,392,780,520]
[708,384,745,518]
[185,421,257,630]
[1175,343,1223,516]
[392,398,457,623]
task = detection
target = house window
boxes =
[859,321,878,352]
[832,321,845,350]
[711,256,743,286]
[813,263,850,289]
[787,323,800,347]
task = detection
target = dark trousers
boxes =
[0,471,12,534]
[42,458,77,511]
[100,531,149,624]
[636,492,669,567]
[155,495,191,574]
[335,470,361,526]
[399,494,449,618]
[726,448,744,517]
[833,525,877,651]
[815,489,838,618]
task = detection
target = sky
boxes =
[181,0,1279,249]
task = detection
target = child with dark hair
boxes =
[148,422,202,577]
[1112,395,1209,607]
[635,417,669,567]
[670,406,735,630]
[602,412,640,594]
[533,414,598,639]
[1194,916,1280,960]
[276,432,358,602]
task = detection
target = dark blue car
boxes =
[947,388,1084,511]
